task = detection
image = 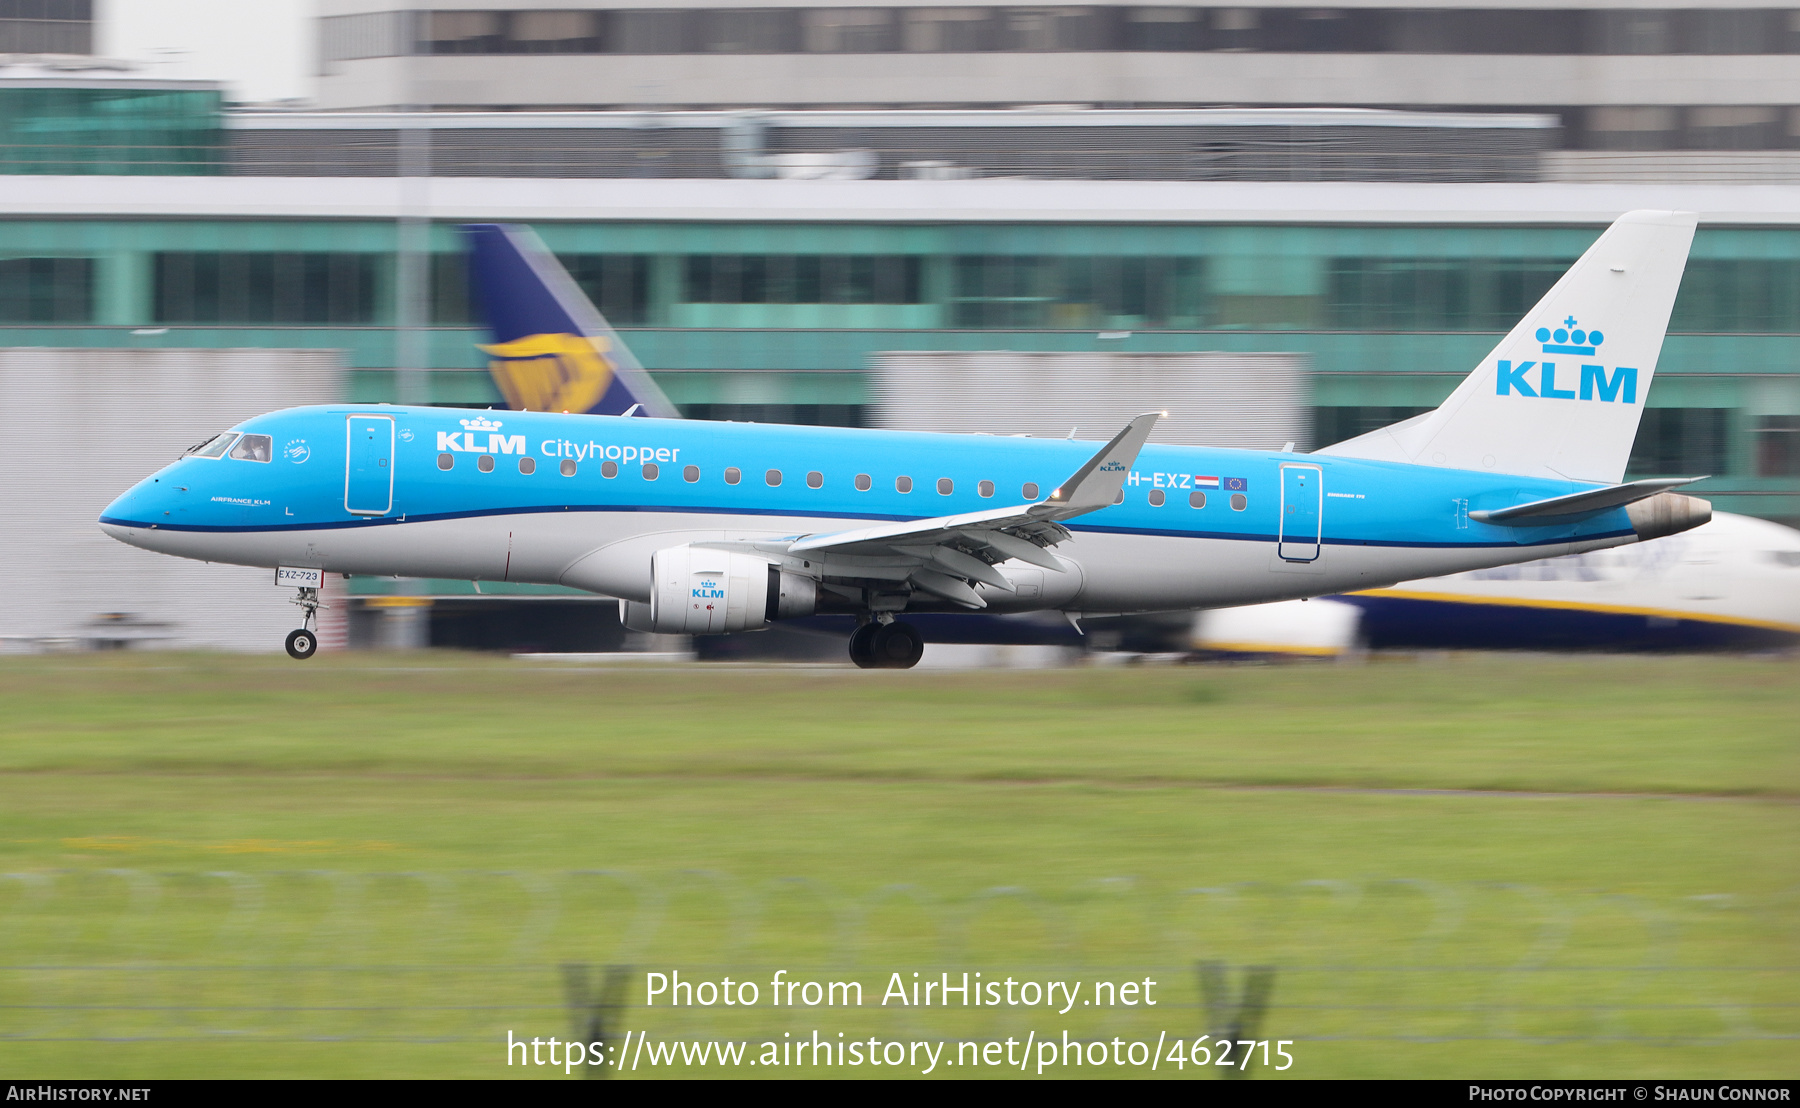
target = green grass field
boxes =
[0,652,1794,1079]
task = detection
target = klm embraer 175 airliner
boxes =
[101,211,1712,668]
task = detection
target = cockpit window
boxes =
[228,434,273,463]
[186,433,237,459]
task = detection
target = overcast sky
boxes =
[96,0,314,105]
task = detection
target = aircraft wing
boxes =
[759,412,1161,608]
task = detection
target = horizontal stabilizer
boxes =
[1470,477,1703,525]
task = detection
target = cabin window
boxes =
[1189,490,1205,508]
[937,478,953,495]
[855,473,871,491]
[518,456,535,475]
[1113,490,1123,504]
[477,454,495,473]
[1022,482,1039,500]
[560,459,577,477]
[683,465,699,482]
[1230,493,1247,511]
[1148,488,1165,507]
[725,466,741,485]
[437,452,454,471]
[601,460,618,478]
[187,432,236,458]
[807,470,823,489]
[978,480,994,498]
[766,469,782,487]
[642,462,659,480]
[229,434,272,462]
[896,476,912,493]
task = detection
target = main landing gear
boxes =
[848,618,925,670]
[285,586,324,660]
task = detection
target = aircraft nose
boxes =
[98,478,174,547]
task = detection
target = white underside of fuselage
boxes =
[100,510,1642,615]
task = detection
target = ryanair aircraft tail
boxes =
[1318,210,1697,485]
[462,223,679,419]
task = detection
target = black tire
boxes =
[871,621,925,669]
[284,628,318,660]
[848,623,879,669]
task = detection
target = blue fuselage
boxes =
[101,406,1641,614]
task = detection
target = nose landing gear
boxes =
[285,586,324,660]
[848,617,924,669]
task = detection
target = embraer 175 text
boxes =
[101,211,1713,668]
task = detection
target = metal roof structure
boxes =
[2,174,1796,225]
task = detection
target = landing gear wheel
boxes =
[848,623,880,669]
[871,621,925,670]
[285,584,327,661]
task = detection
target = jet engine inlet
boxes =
[632,544,817,635]
[1627,492,1712,541]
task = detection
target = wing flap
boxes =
[909,568,987,609]
[959,528,1066,571]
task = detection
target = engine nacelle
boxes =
[622,544,817,635]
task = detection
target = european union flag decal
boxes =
[1224,476,1248,492]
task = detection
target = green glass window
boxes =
[679,403,865,427]
[1325,258,1570,331]
[1628,408,1730,477]
[153,253,377,324]
[1313,406,1433,450]
[0,257,93,322]
[432,251,651,325]
[0,87,221,175]
[1670,260,1800,333]
[950,255,1205,328]
[684,255,921,305]
[562,254,653,324]
[1754,416,1800,478]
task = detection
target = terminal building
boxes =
[1,1,1797,650]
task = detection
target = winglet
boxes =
[1034,411,1162,518]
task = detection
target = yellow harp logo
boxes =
[479,333,614,414]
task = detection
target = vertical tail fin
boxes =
[461,223,679,419]
[1317,210,1697,484]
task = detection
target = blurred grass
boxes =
[3,652,1795,795]
[0,652,1794,1079]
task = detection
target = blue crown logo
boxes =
[1537,316,1604,357]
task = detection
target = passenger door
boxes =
[1278,463,1322,563]
[344,414,395,516]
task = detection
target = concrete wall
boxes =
[870,350,1309,449]
[318,51,1800,111]
[0,348,345,652]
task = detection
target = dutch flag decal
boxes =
[1194,475,1220,489]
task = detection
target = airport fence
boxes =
[1,869,1792,1058]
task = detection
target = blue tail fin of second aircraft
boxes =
[462,223,679,419]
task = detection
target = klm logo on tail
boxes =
[1496,317,1637,404]
[480,333,615,414]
